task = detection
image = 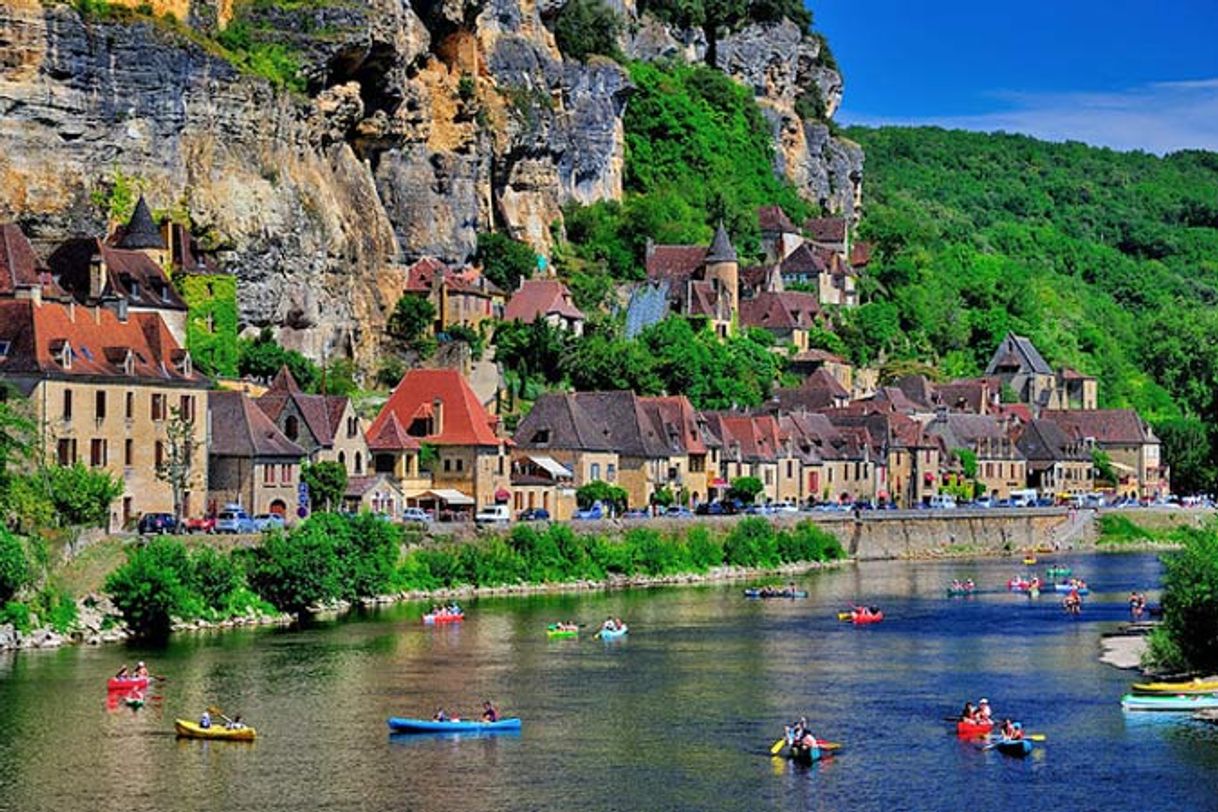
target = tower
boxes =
[118,195,168,268]
[704,223,739,329]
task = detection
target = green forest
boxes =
[844,127,1218,493]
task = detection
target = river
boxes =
[2,551,1216,811]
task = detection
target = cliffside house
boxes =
[0,291,209,530]
[256,366,369,479]
[0,223,72,304]
[45,197,189,346]
[922,410,1027,499]
[645,224,740,338]
[368,369,511,511]
[1041,409,1168,499]
[758,205,804,264]
[738,291,823,351]
[402,257,505,334]
[776,242,857,307]
[769,367,851,412]
[804,216,850,256]
[207,390,305,518]
[503,278,585,335]
[985,333,1098,415]
[786,349,854,391]
[1015,418,1094,497]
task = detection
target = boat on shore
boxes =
[174,719,257,741]
[386,717,522,734]
[1120,693,1218,712]
[1132,678,1218,695]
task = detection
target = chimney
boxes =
[432,398,444,437]
[935,405,948,424]
[14,284,41,306]
[89,253,106,300]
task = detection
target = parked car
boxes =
[215,508,257,534]
[772,501,799,515]
[474,505,512,525]
[573,502,605,520]
[137,512,177,535]
[401,507,433,524]
[623,507,650,519]
[1035,497,1055,508]
[517,507,551,522]
[664,506,694,519]
[253,513,286,532]
[928,494,958,509]
[182,515,216,534]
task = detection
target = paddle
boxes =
[207,705,234,725]
[770,738,787,755]
[770,738,841,755]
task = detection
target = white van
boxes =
[928,494,958,509]
[474,504,512,525]
[1009,489,1039,508]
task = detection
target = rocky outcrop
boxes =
[0,0,859,368]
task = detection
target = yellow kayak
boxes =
[174,719,257,741]
[1132,679,1218,695]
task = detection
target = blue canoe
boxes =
[744,589,808,599]
[386,717,522,734]
[598,624,628,640]
[991,738,1033,757]
[1053,583,1090,595]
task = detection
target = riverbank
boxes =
[1099,633,1150,671]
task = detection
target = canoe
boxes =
[107,677,149,691]
[1132,679,1218,695]
[992,738,1032,757]
[851,611,884,625]
[1053,583,1090,595]
[956,719,994,738]
[788,744,828,765]
[1045,566,1072,578]
[743,589,808,599]
[1120,693,1218,712]
[423,613,464,624]
[597,625,628,640]
[946,585,975,596]
[386,717,522,734]
[546,626,578,639]
[174,719,257,741]
[1022,557,1037,566]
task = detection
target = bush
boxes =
[723,518,779,568]
[1149,526,1218,672]
[245,524,340,614]
[554,0,622,62]
[238,327,321,390]
[778,521,844,562]
[190,546,242,612]
[387,294,437,352]
[685,526,723,571]
[45,464,123,528]
[1,600,31,633]
[104,537,197,636]
[475,232,537,292]
[0,529,31,603]
[302,461,348,513]
[336,513,401,599]
[34,587,78,634]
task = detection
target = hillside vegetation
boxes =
[845,127,1218,492]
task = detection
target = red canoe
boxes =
[423,613,465,625]
[956,719,994,737]
[851,611,884,625]
[107,677,149,691]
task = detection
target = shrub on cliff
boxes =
[0,529,31,604]
[1145,525,1218,673]
[476,233,537,292]
[555,0,623,62]
[238,328,321,390]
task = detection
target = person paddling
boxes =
[199,710,212,729]
[115,665,130,680]
[977,698,993,724]
[135,661,149,679]
[481,701,499,722]
[961,702,977,722]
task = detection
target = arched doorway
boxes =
[269,499,287,516]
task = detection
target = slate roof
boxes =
[571,391,670,458]
[936,378,995,414]
[370,368,502,447]
[640,396,707,455]
[513,393,615,452]
[209,390,305,459]
[708,413,781,462]
[804,217,848,244]
[705,223,737,263]
[850,241,873,268]
[739,291,821,332]
[256,365,352,448]
[0,223,69,300]
[986,332,1053,376]
[117,196,166,250]
[758,205,798,234]
[345,473,402,497]
[167,223,222,275]
[1041,409,1154,446]
[0,298,205,386]
[403,258,504,298]
[48,238,187,311]
[504,279,584,324]
[646,245,707,281]
[1016,419,1090,462]
[778,242,830,278]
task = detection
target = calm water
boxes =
[2,552,1217,812]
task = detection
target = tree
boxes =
[0,528,31,603]
[245,521,341,614]
[554,0,622,62]
[155,407,197,529]
[45,463,123,528]
[728,476,764,504]
[1146,526,1218,672]
[576,480,628,513]
[104,536,195,636]
[319,358,359,397]
[475,232,537,292]
[238,328,321,390]
[954,448,978,481]
[1156,417,1214,495]
[301,461,347,513]
[387,294,437,354]
[1092,449,1118,487]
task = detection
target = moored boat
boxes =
[1053,582,1089,595]
[174,719,257,741]
[1132,679,1218,695]
[956,719,994,737]
[1120,693,1218,712]
[386,717,522,734]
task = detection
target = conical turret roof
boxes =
[706,222,737,263]
[118,196,166,250]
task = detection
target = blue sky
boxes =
[813,0,1218,153]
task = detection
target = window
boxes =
[667,466,678,481]
[787,460,794,478]
[63,389,73,420]
[444,459,452,473]
[355,452,363,475]
[455,458,463,472]
[125,439,134,467]
[530,429,550,445]
[154,440,165,469]
[285,415,299,441]
[497,454,504,476]
[281,464,292,483]
[95,391,106,420]
[590,462,601,481]
[90,438,107,467]
[151,393,166,421]
[125,391,134,419]
[338,451,346,467]
[56,438,76,466]
[347,416,358,438]
[264,465,276,484]
[179,394,194,423]
[607,463,616,482]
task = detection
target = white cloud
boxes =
[842,78,1218,154]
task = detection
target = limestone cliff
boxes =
[0,0,861,367]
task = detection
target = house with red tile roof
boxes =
[207,390,306,518]
[738,291,823,350]
[0,297,209,529]
[703,412,802,504]
[0,223,71,303]
[402,257,506,334]
[256,366,369,479]
[1041,409,1168,498]
[368,368,511,510]
[503,278,585,335]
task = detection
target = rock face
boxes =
[0,0,860,367]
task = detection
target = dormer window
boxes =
[531,429,550,445]
[50,339,72,369]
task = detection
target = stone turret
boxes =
[705,223,739,323]
[118,196,168,267]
